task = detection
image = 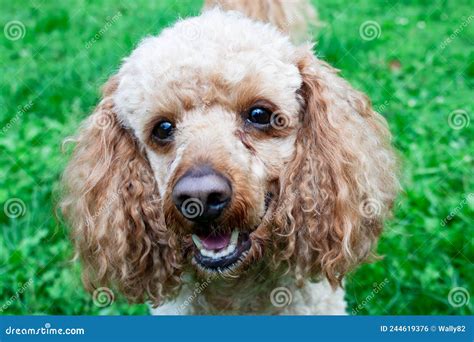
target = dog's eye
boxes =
[247,107,272,126]
[152,120,174,142]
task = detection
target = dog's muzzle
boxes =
[172,164,251,271]
[172,164,232,222]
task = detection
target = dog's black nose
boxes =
[172,165,232,222]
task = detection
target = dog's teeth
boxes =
[200,243,236,259]
[195,229,240,259]
[192,234,203,249]
[230,229,239,245]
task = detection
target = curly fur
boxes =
[204,0,319,42]
[61,85,182,304]
[273,54,397,287]
[61,0,398,314]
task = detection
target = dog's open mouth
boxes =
[192,229,251,270]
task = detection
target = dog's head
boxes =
[62,10,397,304]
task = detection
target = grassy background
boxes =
[0,0,472,315]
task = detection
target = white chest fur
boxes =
[150,279,346,315]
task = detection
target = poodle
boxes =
[61,0,398,315]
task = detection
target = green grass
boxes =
[1,0,472,315]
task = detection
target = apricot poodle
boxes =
[61,0,398,314]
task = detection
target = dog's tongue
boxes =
[198,232,231,250]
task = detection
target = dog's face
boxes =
[113,12,303,275]
[62,10,397,304]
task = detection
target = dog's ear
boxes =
[61,76,181,304]
[274,51,398,286]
